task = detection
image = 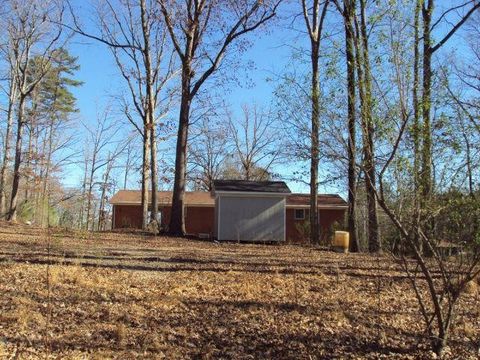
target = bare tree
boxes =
[372,109,480,356]
[334,0,359,252]
[419,0,480,236]
[97,151,115,231]
[188,117,230,191]
[0,60,18,218]
[66,0,177,230]
[357,6,480,348]
[3,0,66,221]
[228,105,280,181]
[301,0,330,244]
[445,12,480,136]
[159,0,282,236]
[81,109,122,230]
[121,135,142,190]
[352,0,380,252]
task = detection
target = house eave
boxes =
[286,205,348,210]
[109,201,214,207]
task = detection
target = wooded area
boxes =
[0,0,479,357]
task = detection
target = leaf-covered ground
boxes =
[0,222,479,359]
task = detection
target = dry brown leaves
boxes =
[0,222,479,359]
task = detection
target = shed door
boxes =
[218,196,285,241]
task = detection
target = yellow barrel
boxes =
[332,231,349,253]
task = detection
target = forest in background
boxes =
[0,0,477,246]
[0,0,478,240]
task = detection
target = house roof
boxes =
[213,180,291,194]
[286,193,347,209]
[110,189,347,209]
[109,190,214,206]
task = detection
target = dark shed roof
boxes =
[213,180,291,194]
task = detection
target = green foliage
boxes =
[27,48,82,125]
[46,205,59,227]
[435,190,480,248]
[39,49,82,116]
[17,201,34,223]
[17,200,59,227]
[295,220,310,242]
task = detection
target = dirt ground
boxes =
[0,222,479,359]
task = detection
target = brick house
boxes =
[110,180,347,242]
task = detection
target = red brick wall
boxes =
[160,206,214,236]
[114,205,214,236]
[285,208,346,243]
[114,203,344,242]
[113,205,143,229]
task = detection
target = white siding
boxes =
[217,195,285,241]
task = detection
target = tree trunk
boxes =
[33,118,43,224]
[412,0,422,251]
[344,0,359,252]
[79,159,88,228]
[7,97,27,222]
[357,0,380,252]
[123,140,133,190]
[309,38,320,245]
[40,120,54,227]
[0,78,17,218]
[24,124,34,201]
[301,0,329,245]
[141,122,150,231]
[169,67,191,236]
[24,89,38,202]
[464,132,474,198]
[97,155,112,231]
[85,157,96,231]
[421,0,433,232]
[141,0,158,228]
[150,122,158,227]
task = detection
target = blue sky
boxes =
[60,0,474,197]
[64,1,315,193]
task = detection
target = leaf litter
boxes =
[0,223,479,359]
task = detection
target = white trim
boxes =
[110,201,214,207]
[110,201,346,209]
[109,201,142,205]
[181,203,214,207]
[286,205,348,209]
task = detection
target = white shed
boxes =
[213,180,291,241]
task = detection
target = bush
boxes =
[18,200,59,226]
[435,190,480,247]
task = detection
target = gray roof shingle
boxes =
[213,180,291,194]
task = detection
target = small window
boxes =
[294,209,305,220]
